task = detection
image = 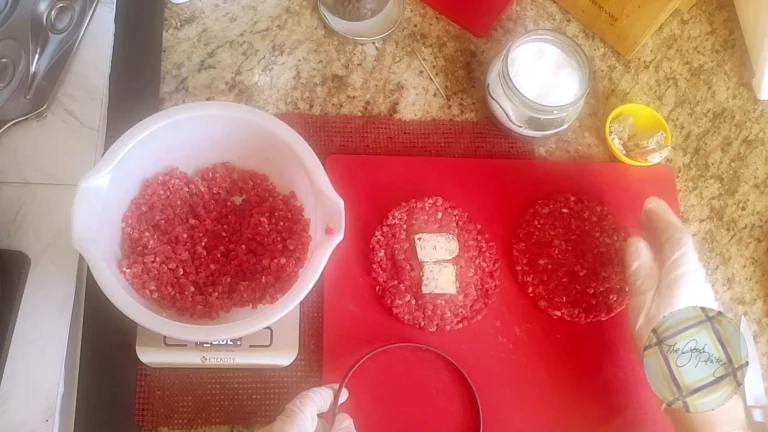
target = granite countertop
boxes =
[161,0,767,427]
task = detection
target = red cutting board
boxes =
[422,0,514,37]
[322,155,677,432]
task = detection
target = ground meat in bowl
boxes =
[119,162,311,319]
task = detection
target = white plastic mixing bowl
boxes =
[72,102,344,341]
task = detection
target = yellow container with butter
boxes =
[605,103,671,166]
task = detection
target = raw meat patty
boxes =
[370,197,501,331]
[513,194,629,323]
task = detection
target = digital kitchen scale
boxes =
[136,306,300,368]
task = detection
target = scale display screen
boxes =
[195,338,242,348]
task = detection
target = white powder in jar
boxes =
[506,41,583,107]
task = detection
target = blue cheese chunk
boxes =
[421,262,457,294]
[414,233,459,262]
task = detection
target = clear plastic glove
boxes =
[257,385,356,432]
[625,197,749,432]
[625,196,718,347]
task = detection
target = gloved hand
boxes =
[625,196,718,348]
[625,197,749,432]
[257,384,356,432]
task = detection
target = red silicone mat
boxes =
[422,0,514,37]
[322,155,678,432]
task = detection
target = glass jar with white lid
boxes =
[486,30,591,138]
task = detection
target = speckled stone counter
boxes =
[161,0,767,428]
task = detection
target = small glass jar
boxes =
[486,30,591,138]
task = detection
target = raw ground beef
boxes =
[119,162,311,319]
[370,197,500,331]
[513,194,629,323]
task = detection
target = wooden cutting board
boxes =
[554,0,695,57]
[322,155,679,432]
